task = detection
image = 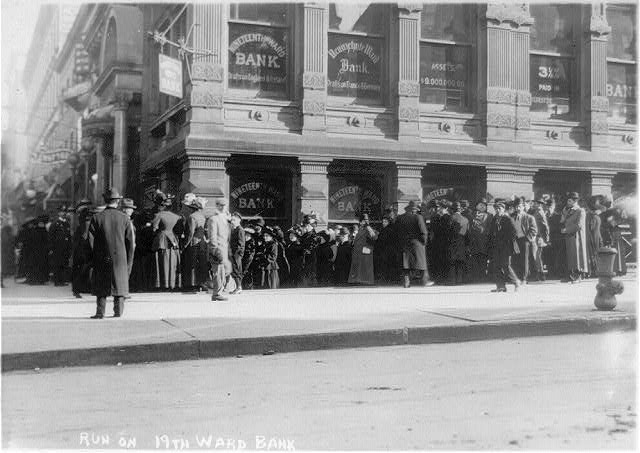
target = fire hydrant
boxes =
[594,247,624,310]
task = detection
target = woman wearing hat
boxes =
[181,197,208,291]
[560,192,588,282]
[151,191,181,290]
[348,213,378,285]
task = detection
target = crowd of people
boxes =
[1,187,632,315]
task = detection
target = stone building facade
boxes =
[132,3,637,227]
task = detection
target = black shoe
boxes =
[491,288,507,293]
[211,294,228,301]
[113,313,121,318]
[90,314,104,319]
[73,292,82,298]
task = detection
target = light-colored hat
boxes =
[196,196,208,208]
[182,193,196,205]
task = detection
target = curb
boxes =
[2,315,635,372]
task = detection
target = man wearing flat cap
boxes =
[560,192,588,282]
[488,201,521,292]
[206,197,231,300]
[49,204,72,286]
[88,188,135,318]
[395,200,433,287]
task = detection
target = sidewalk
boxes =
[2,274,637,372]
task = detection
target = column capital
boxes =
[300,158,331,174]
[486,3,533,28]
[396,162,425,178]
[397,3,422,18]
[182,151,229,171]
[486,167,537,182]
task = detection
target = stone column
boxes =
[485,4,533,147]
[395,162,424,212]
[301,2,328,134]
[486,167,535,200]
[298,159,330,227]
[584,3,611,154]
[590,171,616,199]
[188,3,226,137]
[93,136,106,205]
[181,153,229,211]
[396,4,422,141]
[111,98,128,195]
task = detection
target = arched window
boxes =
[607,4,636,124]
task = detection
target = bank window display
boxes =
[228,3,290,99]
[229,174,287,222]
[419,4,474,112]
[606,5,636,124]
[328,176,383,224]
[529,4,578,119]
[327,3,387,104]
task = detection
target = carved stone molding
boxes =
[398,80,420,97]
[300,159,330,174]
[487,112,516,128]
[623,134,635,145]
[487,87,516,104]
[486,3,533,27]
[348,115,365,127]
[591,96,609,112]
[191,62,224,82]
[182,153,228,171]
[590,15,611,37]
[591,119,609,134]
[515,116,530,130]
[191,88,223,108]
[397,3,423,17]
[516,91,531,106]
[303,72,326,90]
[113,91,133,110]
[302,100,325,115]
[398,107,419,122]
[486,167,536,183]
[396,163,424,178]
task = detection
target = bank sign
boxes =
[159,54,183,98]
[230,179,285,219]
[419,44,468,106]
[329,178,382,222]
[607,63,636,121]
[530,55,572,115]
[228,24,288,95]
[327,35,382,100]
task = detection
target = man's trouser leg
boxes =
[93,297,106,318]
[114,296,124,317]
[211,263,226,296]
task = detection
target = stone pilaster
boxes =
[301,2,328,135]
[584,3,611,153]
[93,136,106,205]
[111,100,128,196]
[298,159,330,227]
[486,167,536,200]
[395,162,424,212]
[180,153,229,210]
[188,3,226,136]
[395,4,422,141]
[590,171,616,199]
[485,3,533,144]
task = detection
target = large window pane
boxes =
[420,4,472,42]
[530,4,576,54]
[329,3,385,34]
[228,23,288,96]
[607,6,636,61]
[607,62,637,123]
[419,43,469,111]
[230,3,288,25]
[530,55,572,117]
[327,34,383,100]
[329,176,382,223]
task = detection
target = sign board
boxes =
[530,55,572,116]
[327,34,382,100]
[229,176,286,220]
[329,177,382,222]
[159,54,183,98]
[419,43,469,108]
[228,23,288,95]
[607,63,636,122]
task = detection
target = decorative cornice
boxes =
[303,72,326,90]
[486,3,533,27]
[589,15,611,38]
[182,152,228,171]
[398,106,419,122]
[302,100,325,115]
[591,96,609,112]
[300,159,330,174]
[486,167,536,182]
[487,87,516,104]
[396,162,424,178]
[398,80,420,97]
[191,62,224,82]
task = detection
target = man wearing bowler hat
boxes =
[88,188,135,318]
[395,200,434,288]
[561,192,588,282]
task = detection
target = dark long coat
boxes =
[374,223,401,283]
[89,207,135,297]
[563,206,588,273]
[348,226,378,284]
[586,211,603,274]
[488,213,519,261]
[48,217,72,268]
[72,215,93,293]
[395,212,428,271]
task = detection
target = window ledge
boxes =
[224,98,299,108]
[530,118,582,127]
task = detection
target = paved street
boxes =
[2,332,636,450]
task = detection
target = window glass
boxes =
[419,44,469,110]
[607,6,636,61]
[607,62,637,123]
[420,4,472,42]
[230,3,288,26]
[530,55,573,117]
[329,3,385,34]
[327,34,383,100]
[328,176,382,223]
[530,4,576,54]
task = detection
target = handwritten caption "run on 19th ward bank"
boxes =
[79,432,296,450]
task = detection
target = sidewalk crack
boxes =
[416,309,479,323]
[161,319,198,339]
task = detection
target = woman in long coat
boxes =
[181,199,207,290]
[348,214,378,285]
[151,192,181,290]
[585,197,603,278]
[561,193,588,282]
[602,209,627,276]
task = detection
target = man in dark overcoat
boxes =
[49,205,72,285]
[88,188,135,318]
[71,199,94,297]
[228,212,246,294]
[488,201,521,292]
[395,201,433,288]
